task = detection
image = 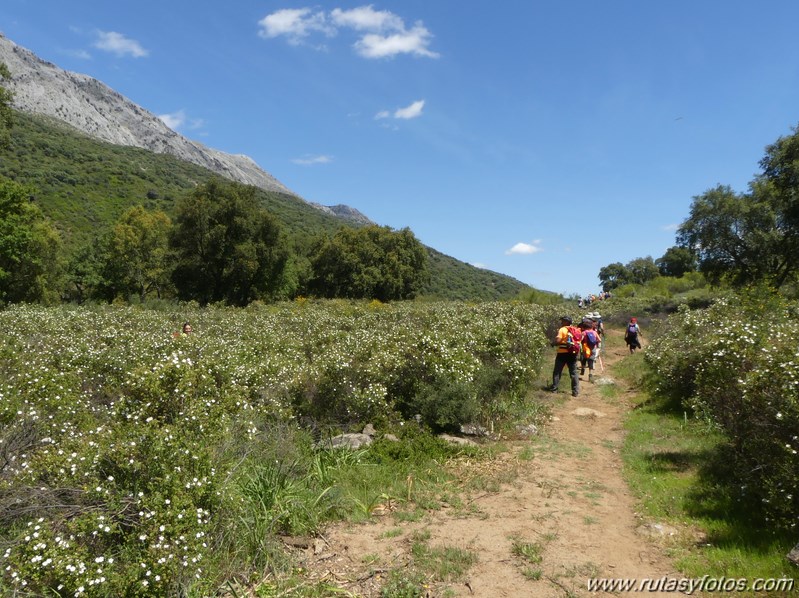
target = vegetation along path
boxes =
[296,329,684,597]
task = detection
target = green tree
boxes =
[0,176,62,303]
[308,225,429,300]
[65,239,106,304]
[677,184,790,287]
[757,123,799,278]
[0,62,13,149]
[626,256,660,285]
[655,246,697,277]
[597,262,630,292]
[676,124,799,289]
[102,205,172,301]
[760,122,799,226]
[170,179,291,305]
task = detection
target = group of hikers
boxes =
[549,312,642,397]
[577,291,612,309]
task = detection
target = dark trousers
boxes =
[552,352,579,395]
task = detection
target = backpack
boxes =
[626,323,638,337]
[566,325,583,354]
[583,329,599,348]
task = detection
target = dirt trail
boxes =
[301,332,685,597]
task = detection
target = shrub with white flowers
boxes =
[0,300,548,594]
[645,290,799,531]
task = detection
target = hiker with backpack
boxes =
[591,312,605,339]
[624,317,642,353]
[548,315,581,397]
[579,318,602,382]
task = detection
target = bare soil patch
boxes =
[297,333,684,597]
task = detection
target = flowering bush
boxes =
[645,291,799,530]
[0,300,548,594]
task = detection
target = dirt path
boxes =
[300,332,684,597]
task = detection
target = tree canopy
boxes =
[677,124,799,289]
[655,246,697,278]
[598,257,659,292]
[0,176,62,304]
[170,179,291,305]
[308,225,429,301]
[103,205,172,301]
[599,123,799,292]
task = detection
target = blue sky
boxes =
[2,1,799,296]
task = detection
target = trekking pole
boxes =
[598,353,604,372]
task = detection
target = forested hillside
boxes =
[0,111,532,301]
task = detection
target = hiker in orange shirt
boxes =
[548,316,581,397]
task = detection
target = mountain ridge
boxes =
[0,33,372,225]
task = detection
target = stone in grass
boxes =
[318,433,373,450]
[438,434,478,447]
[460,423,490,437]
[788,542,799,566]
[515,423,539,437]
[571,407,606,418]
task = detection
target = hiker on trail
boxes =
[592,312,605,339]
[580,318,602,383]
[549,316,581,397]
[624,317,642,353]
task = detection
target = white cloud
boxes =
[259,6,438,59]
[66,49,91,60]
[394,100,425,119]
[93,31,148,58]
[257,8,334,44]
[292,154,333,165]
[354,24,439,59]
[331,6,403,32]
[158,110,186,130]
[376,100,425,121]
[506,240,543,255]
[158,110,207,133]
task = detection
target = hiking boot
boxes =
[572,391,579,397]
[589,374,594,383]
[580,368,585,375]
